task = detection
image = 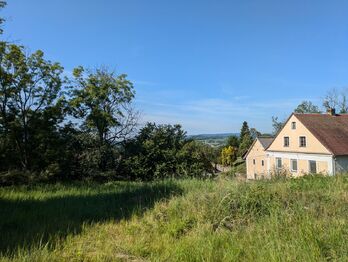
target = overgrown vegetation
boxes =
[1,175,348,261]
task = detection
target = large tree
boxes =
[70,66,138,170]
[70,67,137,144]
[0,44,64,170]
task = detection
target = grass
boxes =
[1,175,348,261]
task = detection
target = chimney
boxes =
[327,108,336,116]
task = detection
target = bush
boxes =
[119,123,214,180]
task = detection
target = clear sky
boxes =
[2,0,348,134]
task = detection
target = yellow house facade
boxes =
[245,111,348,179]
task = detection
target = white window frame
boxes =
[276,157,282,169]
[290,159,298,172]
[299,136,306,147]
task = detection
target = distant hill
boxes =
[188,133,239,147]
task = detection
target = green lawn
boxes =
[1,176,348,261]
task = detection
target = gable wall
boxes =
[246,139,268,179]
[267,115,331,154]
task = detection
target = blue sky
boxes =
[2,0,348,134]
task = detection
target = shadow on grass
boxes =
[0,181,183,255]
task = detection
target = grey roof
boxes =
[258,137,274,149]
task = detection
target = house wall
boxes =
[267,115,331,154]
[265,114,333,177]
[246,139,268,179]
[335,156,348,174]
[268,152,331,176]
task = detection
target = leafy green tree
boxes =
[177,140,214,177]
[227,135,239,148]
[295,101,321,113]
[120,123,186,180]
[70,66,137,170]
[0,44,64,170]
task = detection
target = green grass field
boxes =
[1,175,348,261]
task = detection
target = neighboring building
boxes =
[245,137,274,180]
[245,110,348,179]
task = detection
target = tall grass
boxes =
[1,175,348,261]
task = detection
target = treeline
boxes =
[0,2,214,184]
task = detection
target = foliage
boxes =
[70,67,137,145]
[220,146,236,166]
[2,175,348,261]
[238,121,253,157]
[120,123,214,180]
[240,121,250,140]
[295,100,321,113]
[0,43,65,171]
[177,140,215,177]
[69,66,138,171]
[226,135,239,148]
[0,1,6,34]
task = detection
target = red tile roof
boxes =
[295,113,348,156]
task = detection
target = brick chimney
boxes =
[327,108,336,116]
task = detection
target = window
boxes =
[309,160,317,173]
[284,137,289,147]
[291,122,296,129]
[262,160,264,166]
[253,159,255,165]
[290,159,298,172]
[276,157,282,169]
[299,136,306,147]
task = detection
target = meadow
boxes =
[1,175,348,261]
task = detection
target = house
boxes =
[244,137,274,179]
[245,109,348,179]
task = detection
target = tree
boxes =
[250,127,261,139]
[339,93,348,114]
[120,123,186,180]
[294,101,321,114]
[221,146,236,166]
[271,116,284,135]
[70,66,138,170]
[322,88,348,114]
[227,135,239,148]
[240,121,250,140]
[177,140,214,177]
[70,67,137,144]
[0,44,64,170]
[0,1,6,34]
[323,88,339,111]
[238,121,253,156]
